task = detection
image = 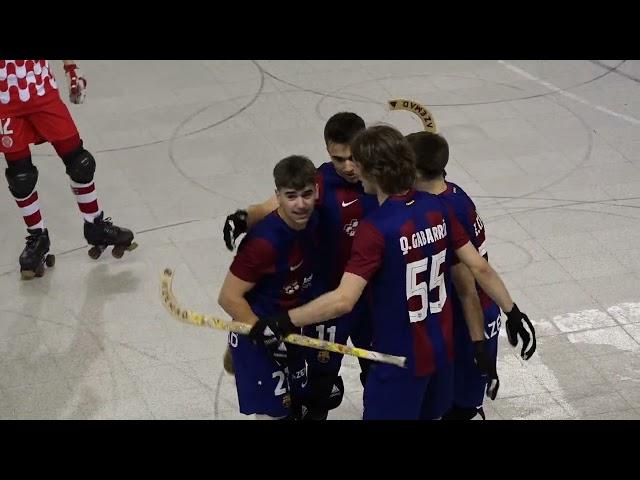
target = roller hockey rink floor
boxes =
[2,60,640,420]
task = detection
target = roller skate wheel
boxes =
[21,270,36,280]
[88,246,104,259]
[45,254,56,267]
[112,246,125,259]
[35,263,45,277]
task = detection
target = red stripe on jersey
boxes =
[424,210,449,252]
[344,220,385,282]
[448,208,470,249]
[411,322,435,376]
[230,236,277,283]
[399,218,427,263]
[315,170,325,207]
[479,290,494,311]
[439,293,455,362]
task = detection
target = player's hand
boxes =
[473,340,500,400]
[249,311,297,365]
[223,209,248,251]
[64,64,87,104]
[505,303,536,360]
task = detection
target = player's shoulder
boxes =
[317,162,350,189]
[444,181,473,200]
[357,208,384,234]
[413,189,448,211]
[442,181,476,208]
[315,162,335,195]
[316,162,334,179]
[246,211,281,240]
[414,189,438,201]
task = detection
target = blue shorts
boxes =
[363,362,454,420]
[302,297,371,374]
[229,332,307,417]
[453,303,501,409]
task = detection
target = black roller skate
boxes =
[19,228,55,280]
[84,212,138,259]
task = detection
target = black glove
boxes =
[249,311,297,366]
[505,303,537,360]
[223,209,248,251]
[473,340,500,400]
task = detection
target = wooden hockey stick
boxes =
[388,98,438,133]
[160,268,408,368]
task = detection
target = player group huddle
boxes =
[218,111,537,421]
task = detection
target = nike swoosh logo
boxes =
[290,260,303,271]
[341,199,358,207]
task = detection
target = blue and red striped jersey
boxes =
[315,162,378,290]
[344,190,469,376]
[440,181,495,311]
[231,210,321,317]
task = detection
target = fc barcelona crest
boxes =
[317,350,330,363]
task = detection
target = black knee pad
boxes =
[62,147,96,183]
[304,370,344,412]
[5,157,38,199]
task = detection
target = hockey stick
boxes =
[388,98,438,133]
[160,268,408,368]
